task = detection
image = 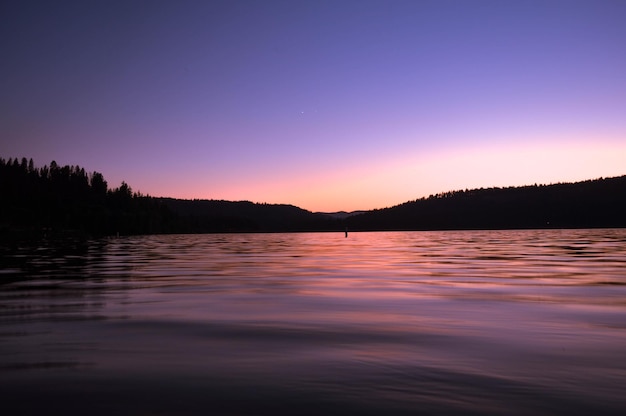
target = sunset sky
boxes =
[2,0,625,212]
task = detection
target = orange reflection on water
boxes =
[2,229,626,414]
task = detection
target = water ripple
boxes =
[2,229,626,414]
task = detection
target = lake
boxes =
[1,229,626,415]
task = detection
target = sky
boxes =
[1,0,625,212]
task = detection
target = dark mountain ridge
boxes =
[317,211,367,219]
[345,176,626,231]
[1,156,625,239]
[157,198,336,232]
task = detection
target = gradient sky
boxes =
[2,0,625,212]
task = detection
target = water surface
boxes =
[2,230,626,415]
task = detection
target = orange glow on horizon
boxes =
[130,138,626,213]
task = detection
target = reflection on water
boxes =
[2,230,626,415]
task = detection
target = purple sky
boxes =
[2,0,625,212]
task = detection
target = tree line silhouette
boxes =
[344,176,626,231]
[0,157,335,239]
[2,156,625,240]
[158,198,336,233]
[0,157,178,239]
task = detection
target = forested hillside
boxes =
[2,156,624,239]
[345,176,626,230]
[0,157,177,238]
[0,157,335,239]
[159,198,336,233]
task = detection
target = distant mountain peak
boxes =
[317,211,367,219]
